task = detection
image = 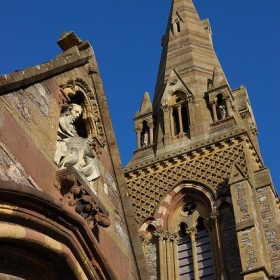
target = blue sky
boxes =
[1,1,279,191]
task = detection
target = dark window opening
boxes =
[179,222,188,236]
[176,21,181,32]
[181,105,189,133]
[173,108,180,135]
[140,120,149,147]
[196,217,205,232]
[216,93,226,120]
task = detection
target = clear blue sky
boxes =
[1,1,279,191]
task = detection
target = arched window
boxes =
[140,120,150,147]
[196,217,214,279]
[181,104,189,133]
[173,107,180,136]
[178,222,194,279]
[178,213,214,280]
[216,93,227,120]
[170,91,189,137]
[152,184,221,280]
[176,21,181,33]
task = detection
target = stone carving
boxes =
[142,132,149,147]
[55,170,110,229]
[57,103,82,139]
[55,103,100,183]
[218,105,226,120]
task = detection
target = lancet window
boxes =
[172,15,183,35]
[178,204,214,280]
[170,92,189,137]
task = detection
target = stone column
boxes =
[149,124,154,145]
[210,212,227,280]
[169,107,174,137]
[135,127,141,149]
[210,101,218,122]
[171,233,180,280]
[155,231,167,280]
[186,228,199,280]
[205,220,218,279]
[162,105,171,142]
[225,97,231,117]
[177,104,184,136]
[166,234,173,280]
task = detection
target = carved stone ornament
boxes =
[55,168,110,232]
[54,103,101,184]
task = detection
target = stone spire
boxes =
[138,92,153,116]
[154,0,227,107]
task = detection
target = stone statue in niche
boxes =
[143,131,149,146]
[54,103,100,183]
[218,104,226,120]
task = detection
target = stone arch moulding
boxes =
[139,218,158,236]
[59,77,106,146]
[153,182,215,231]
[0,181,115,280]
[0,223,87,280]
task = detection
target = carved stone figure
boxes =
[143,132,149,146]
[55,171,110,231]
[218,105,226,120]
[57,103,82,139]
[55,103,100,183]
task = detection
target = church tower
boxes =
[125,1,280,279]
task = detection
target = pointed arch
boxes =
[154,182,215,231]
[150,182,217,279]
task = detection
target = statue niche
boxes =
[54,103,100,184]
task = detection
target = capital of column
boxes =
[134,124,142,133]
[154,230,175,241]
[148,122,154,129]
[187,96,195,104]
[170,232,181,244]
[209,212,220,223]
[185,227,197,237]
[154,230,166,241]
[161,105,170,113]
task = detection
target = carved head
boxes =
[66,103,83,121]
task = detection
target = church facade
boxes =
[125,0,280,279]
[0,0,279,280]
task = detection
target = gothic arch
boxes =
[154,182,215,231]
[149,183,217,279]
